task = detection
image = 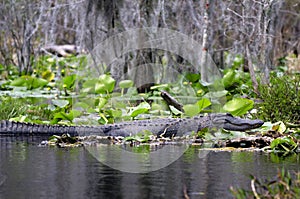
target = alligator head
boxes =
[210,113,264,131]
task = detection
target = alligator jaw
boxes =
[222,113,264,131]
[209,113,264,131]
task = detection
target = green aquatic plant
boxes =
[0,97,74,123]
[270,137,298,153]
[124,130,153,143]
[257,74,300,123]
[10,76,48,90]
[0,97,28,120]
[231,168,300,199]
[0,53,263,125]
[223,98,254,116]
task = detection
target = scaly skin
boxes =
[0,113,264,137]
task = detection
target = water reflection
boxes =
[1,137,300,199]
[85,143,189,173]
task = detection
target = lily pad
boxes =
[204,90,228,98]
[119,80,134,89]
[130,102,151,118]
[42,70,55,82]
[183,104,200,117]
[63,74,76,89]
[271,121,286,134]
[52,99,69,108]
[169,105,183,115]
[223,98,254,116]
[95,74,116,94]
[222,70,236,88]
[197,98,211,111]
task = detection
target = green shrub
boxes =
[257,74,299,123]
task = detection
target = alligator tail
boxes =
[0,120,103,136]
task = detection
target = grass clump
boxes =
[231,169,300,199]
[0,97,28,120]
[257,74,299,123]
[0,96,52,121]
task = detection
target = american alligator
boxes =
[0,113,263,137]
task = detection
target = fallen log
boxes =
[41,44,81,57]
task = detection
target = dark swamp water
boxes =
[0,136,300,199]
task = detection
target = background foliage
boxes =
[0,0,299,78]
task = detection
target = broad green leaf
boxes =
[185,73,200,83]
[130,102,150,117]
[53,111,74,122]
[97,97,107,109]
[169,105,183,115]
[183,104,200,117]
[150,84,169,90]
[124,136,136,142]
[223,98,254,116]
[119,80,134,89]
[124,130,153,143]
[222,70,236,88]
[199,80,213,87]
[95,74,115,93]
[74,102,90,110]
[98,113,109,124]
[232,54,244,69]
[82,79,98,91]
[197,98,211,111]
[111,109,122,118]
[10,77,26,86]
[11,76,48,89]
[270,137,297,152]
[31,77,48,89]
[259,122,273,131]
[113,101,127,109]
[52,99,69,108]
[63,74,77,89]
[130,107,149,118]
[95,82,106,94]
[70,110,81,118]
[151,103,163,111]
[126,87,138,95]
[42,70,55,82]
[204,90,228,98]
[271,121,286,134]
